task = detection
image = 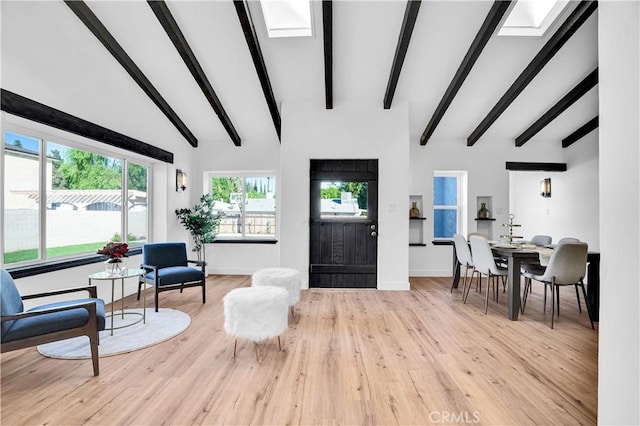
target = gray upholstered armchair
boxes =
[137,242,206,312]
[0,268,106,376]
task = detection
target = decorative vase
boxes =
[478,203,490,219]
[105,258,125,275]
[409,202,420,218]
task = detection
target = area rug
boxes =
[37,308,191,359]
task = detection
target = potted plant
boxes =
[175,194,224,268]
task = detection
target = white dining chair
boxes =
[467,232,489,239]
[452,233,477,296]
[519,235,553,309]
[521,238,584,313]
[557,237,580,244]
[467,235,507,314]
[521,242,593,329]
[530,235,552,246]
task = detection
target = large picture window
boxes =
[433,171,467,238]
[2,130,150,266]
[208,173,276,240]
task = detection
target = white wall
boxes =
[191,133,281,275]
[0,0,196,297]
[598,2,640,424]
[509,131,599,250]
[408,136,572,276]
[280,101,410,290]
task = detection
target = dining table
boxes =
[434,239,601,322]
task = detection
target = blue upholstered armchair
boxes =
[137,242,206,312]
[0,268,106,376]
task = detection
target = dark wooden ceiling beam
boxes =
[505,162,567,172]
[234,0,281,141]
[64,0,198,147]
[1,89,174,163]
[148,1,241,146]
[383,0,421,110]
[421,1,512,145]
[516,68,598,147]
[467,0,598,146]
[322,0,333,110]
[562,116,599,148]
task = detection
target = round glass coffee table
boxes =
[88,268,146,335]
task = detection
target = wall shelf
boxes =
[409,195,425,246]
[475,196,495,238]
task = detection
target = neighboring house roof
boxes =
[14,189,147,208]
[5,144,62,161]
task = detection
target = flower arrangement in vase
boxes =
[97,242,129,275]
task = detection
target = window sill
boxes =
[5,247,142,279]
[209,239,278,245]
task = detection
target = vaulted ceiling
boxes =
[1,1,599,155]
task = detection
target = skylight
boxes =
[498,0,570,37]
[260,0,313,38]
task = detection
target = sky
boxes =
[4,131,70,158]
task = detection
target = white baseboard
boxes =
[409,269,452,277]
[378,281,410,291]
[207,267,257,276]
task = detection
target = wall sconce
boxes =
[540,178,551,198]
[176,169,187,192]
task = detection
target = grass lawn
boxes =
[3,242,105,264]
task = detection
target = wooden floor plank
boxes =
[1,275,598,425]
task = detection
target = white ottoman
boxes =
[252,268,302,319]
[223,286,288,362]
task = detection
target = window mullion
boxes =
[241,177,247,238]
[39,138,46,261]
[0,136,4,265]
[122,159,128,244]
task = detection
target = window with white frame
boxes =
[433,171,467,238]
[207,173,277,240]
[2,129,150,266]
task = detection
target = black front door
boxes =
[309,159,378,288]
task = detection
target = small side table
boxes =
[88,268,146,335]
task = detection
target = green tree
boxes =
[320,183,341,199]
[13,140,23,148]
[58,149,122,189]
[49,149,68,190]
[127,163,147,191]
[211,177,242,203]
[340,182,368,209]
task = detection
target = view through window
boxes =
[2,130,149,266]
[209,175,276,239]
[319,181,368,219]
[433,171,467,238]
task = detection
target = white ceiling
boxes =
[1,0,598,153]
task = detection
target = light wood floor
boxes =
[1,275,598,425]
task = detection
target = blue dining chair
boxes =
[137,242,206,312]
[0,268,106,376]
